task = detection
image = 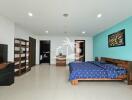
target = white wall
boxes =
[0,15,93,65]
[0,16,15,62]
[15,27,93,65]
[15,24,36,40]
[15,24,37,64]
[36,35,93,64]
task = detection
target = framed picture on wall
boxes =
[108,29,125,47]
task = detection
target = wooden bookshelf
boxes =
[14,38,31,76]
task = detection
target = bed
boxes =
[69,57,132,85]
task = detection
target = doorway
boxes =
[29,37,36,67]
[40,40,50,64]
[75,40,85,62]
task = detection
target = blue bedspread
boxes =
[69,61,127,80]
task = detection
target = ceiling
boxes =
[0,0,132,36]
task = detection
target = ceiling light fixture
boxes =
[82,31,86,34]
[63,13,69,17]
[28,12,33,17]
[45,30,49,34]
[97,13,102,18]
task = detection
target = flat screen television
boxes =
[0,44,8,63]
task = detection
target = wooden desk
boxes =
[56,55,66,66]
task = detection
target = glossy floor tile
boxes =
[0,64,132,100]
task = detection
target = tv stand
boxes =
[0,63,14,86]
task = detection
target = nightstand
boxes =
[56,55,66,66]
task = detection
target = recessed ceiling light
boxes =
[97,13,102,18]
[82,31,86,34]
[45,30,49,34]
[28,12,33,17]
[63,13,69,17]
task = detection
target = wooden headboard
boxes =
[100,57,129,69]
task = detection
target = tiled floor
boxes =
[0,64,132,100]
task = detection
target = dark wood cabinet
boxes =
[56,55,66,66]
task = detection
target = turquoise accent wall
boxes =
[93,16,132,61]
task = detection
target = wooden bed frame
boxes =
[71,57,132,85]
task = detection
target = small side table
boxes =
[56,55,66,66]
